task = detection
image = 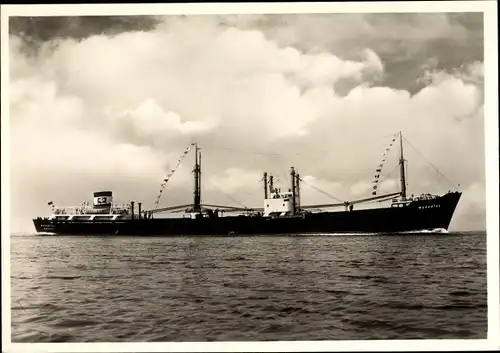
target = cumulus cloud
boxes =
[108,99,214,138]
[8,14,486,232]
[207,168,263,194]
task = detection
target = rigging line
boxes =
[267,152,290,188]
[208,147,283,156]
[203,145,338,160]
[378,163,401,186]
[402,137,461,191]
[298,177,345,203]
[239,182,265,196]
[155,142,195,209]
[406,159,409,192]
[204,179,248,209]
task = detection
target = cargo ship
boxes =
[33,132,462,235]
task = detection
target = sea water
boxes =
[10,232,486,342]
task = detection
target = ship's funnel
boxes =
[93,191,113,208]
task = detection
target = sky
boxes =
[8,13,486,232]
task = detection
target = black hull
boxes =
[33,192,461,236]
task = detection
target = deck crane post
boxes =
[399,131,407,200]
[193,143,201,212]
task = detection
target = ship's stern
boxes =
[33,217,56,233]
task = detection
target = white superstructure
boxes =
[46,190,136,221]
[263,190,294,217]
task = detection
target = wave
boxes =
[10,232,41,237]
[400,228,449,234]
[291,229,451,236]
[292,232,382,236]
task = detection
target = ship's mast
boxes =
[193,143,201,212]
[296,173,301,213]
[198,149,202,206]
[399,131,407,199]
[290,167,297,215]
[263,172,268,199]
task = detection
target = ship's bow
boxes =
[440,191,462,230]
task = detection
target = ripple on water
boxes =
[10,233,487,342]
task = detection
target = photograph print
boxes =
[3,1,498,351]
